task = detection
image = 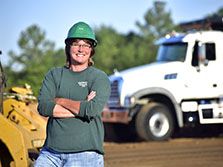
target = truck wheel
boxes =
[136,102,174,141]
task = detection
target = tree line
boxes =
[3,1,223,95]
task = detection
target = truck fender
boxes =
[133,87,183,127]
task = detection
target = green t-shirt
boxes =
[38,66,111,154]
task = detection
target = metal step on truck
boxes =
[102,16,223,141]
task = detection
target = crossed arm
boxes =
[52,91,96,118]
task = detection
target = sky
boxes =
[1,0,223,65]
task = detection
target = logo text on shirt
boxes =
[78,81,88,88]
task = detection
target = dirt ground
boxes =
[103,124,223,167]
[103,137,223,167]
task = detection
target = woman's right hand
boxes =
[87,91,96,101]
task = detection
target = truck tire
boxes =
[136,102,174,141]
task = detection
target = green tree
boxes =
[6,25,65,95]
[136,1,175,40]
[94,0,177,74]
[94,26,124,74]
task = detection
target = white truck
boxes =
[102,20,223,141]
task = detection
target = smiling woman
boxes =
[64,22,97,70]
[34,21,111,167]
[68,39,93,70]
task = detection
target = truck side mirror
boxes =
[192,41,199,67]
[192,41,210,71]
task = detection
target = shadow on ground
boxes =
[104,122,223,143]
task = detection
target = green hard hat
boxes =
[65,22,97,47]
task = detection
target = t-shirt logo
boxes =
[78,81,88,87]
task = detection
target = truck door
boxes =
[188,41,222,98]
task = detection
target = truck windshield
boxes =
[156,43,187,62]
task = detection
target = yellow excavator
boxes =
[0,51,46,167]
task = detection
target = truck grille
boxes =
[108,78,122,108]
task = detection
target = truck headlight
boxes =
[124,96,135,107]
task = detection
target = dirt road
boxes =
[104,137,223,167]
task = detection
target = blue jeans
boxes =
[34,147,104,167]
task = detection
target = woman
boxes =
[34,21,111,167]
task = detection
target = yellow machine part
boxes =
[0,99,46,167]
[10,87,33,96]
[3,99,39,131]
[0,114,28,166]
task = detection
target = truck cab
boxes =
[102,30,223,141]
